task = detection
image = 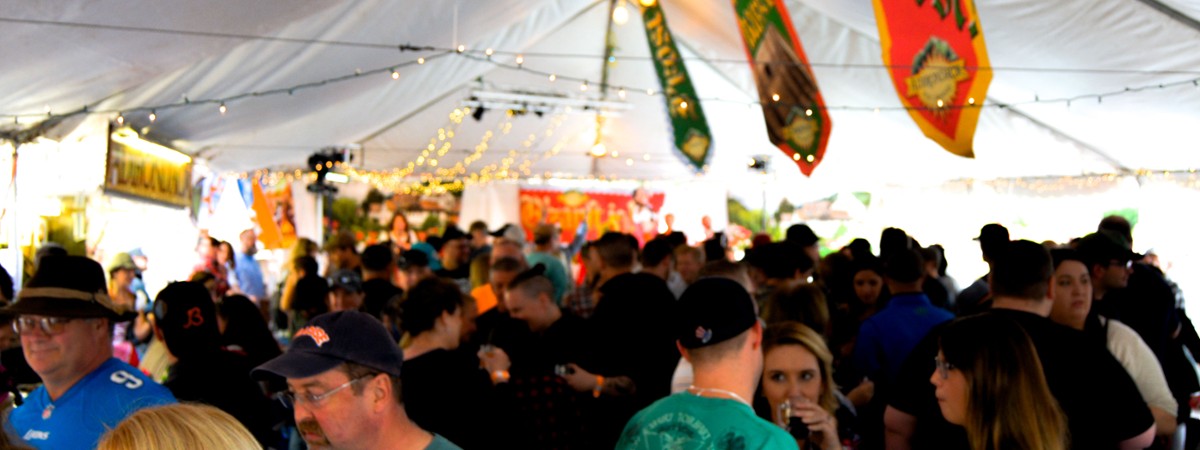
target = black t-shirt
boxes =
[889,309,1154,450]
[401,349,508,449]
[165,349,281,447]
[583,272,681,447]
[502,313,594,449]
[360,278,402,319]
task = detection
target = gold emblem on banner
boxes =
[904,38,969,114]
[783,107,817,151]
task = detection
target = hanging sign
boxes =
[641,1,713,172]
[104,127,192,208]
[732,0,832,176]
[872,0,991,157]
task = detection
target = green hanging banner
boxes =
[641,1,713,172]
[732,0,833,176]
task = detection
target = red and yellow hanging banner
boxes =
[518,188,665,243]
[732,0,832,176]
[873,0,991,157]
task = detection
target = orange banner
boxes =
[518,189,665,244]
[873,0,991,157]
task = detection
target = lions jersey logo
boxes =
[295,326,331,347]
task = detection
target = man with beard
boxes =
[254,311,460,450]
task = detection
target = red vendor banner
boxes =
[873,0,991,157]
[518,188,665,245]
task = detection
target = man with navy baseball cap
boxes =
[254,311,460,450]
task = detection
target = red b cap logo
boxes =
[295,326,331,348]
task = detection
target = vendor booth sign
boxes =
[872,0,991,157]
[519,188,664,243]
[105,127,192,208]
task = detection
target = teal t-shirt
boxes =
[617,393,799,450]
[426,433,463,450]
[526,252,569,304]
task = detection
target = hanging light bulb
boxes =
[116,113,125,125]
[391,69,400,80]
[418,57,426,65]
[618,88,627,100]
[549,74,557,82]
[639,0,656,6]
[590,143,607,157]
[515,55,524,66]
[580,80,589,91]
[219,103,227,114]
[485,48,494,57]
[148,110,157,123]
[612,0,631,25]
[456,45,466,53]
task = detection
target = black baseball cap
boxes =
[674,278,758,349]
[974,223,1010,242]
[329,269,363,293]
[1076,230,1143,264]
[785,224,820,247]
[153,282,221,357]
[254,311,404,379]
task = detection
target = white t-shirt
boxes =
[1103,317,1179,416]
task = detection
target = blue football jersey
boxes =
[8,358,176,449]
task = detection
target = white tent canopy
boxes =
[3,0,1199,195]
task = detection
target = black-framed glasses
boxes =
[12,316,77,335]
[934,356,955,380]
[277,376,371,408]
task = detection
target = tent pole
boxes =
[1132,0,1200,33]
[590,0,621,178]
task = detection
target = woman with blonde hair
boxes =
[97,403,259,450]
[933,315,1068,450]
[759,321,848,450]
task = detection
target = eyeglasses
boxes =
[278,376,371,408]
[933,356,956,380]
[12,317,77,335]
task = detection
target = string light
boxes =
[485,48,494,57]
[456,45,466,53]
[148,110,156,122]
[515,55,524,66]
[612,0,631,25]
[116,113,124,125]
[418,57,425,65]
[618,88,626,99]
[391,69,400,80]
[548,74,557,82]
[218,103,227,114]
[772,93,780,102]
[580,80,589,91]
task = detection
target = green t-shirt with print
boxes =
[617,393,799,450]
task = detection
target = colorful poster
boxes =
[641,2,713,171]
[518,189,665,244]
[872,0,991,157]
[257,178,297,250]
[732,0,832,176]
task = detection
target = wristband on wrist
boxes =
[490,370,510,384]
[593,375,605,398]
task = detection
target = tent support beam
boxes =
[987,99,1134,175]
[1133,0,1200,33]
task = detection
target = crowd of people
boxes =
[0,209,1196,450]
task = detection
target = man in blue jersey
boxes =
[4,256,176,449]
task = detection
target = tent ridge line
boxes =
[986,97,1133,175]
[353,0,609,152]
[1131,0,1200,34]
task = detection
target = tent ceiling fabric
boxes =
[3,0,1198,190]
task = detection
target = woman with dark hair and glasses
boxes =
[933,315,1067,450]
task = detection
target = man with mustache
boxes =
[254,310,461,449]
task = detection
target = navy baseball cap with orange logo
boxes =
[254,311,404,379]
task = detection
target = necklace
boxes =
[687,385,751,407]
